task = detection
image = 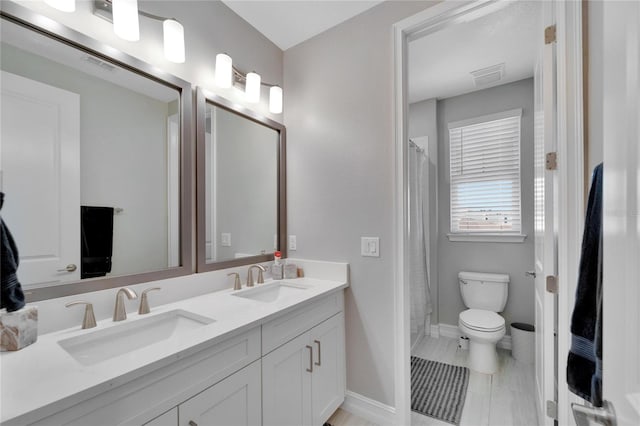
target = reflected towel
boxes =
[0,192,25,312]
[81,206,114,279]
[567,163,603,406]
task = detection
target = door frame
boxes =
[392,1,585,424]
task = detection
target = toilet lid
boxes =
[459,309,505,332]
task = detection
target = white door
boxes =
[595,1,640,425]
[0,71,80,286]
[310,313,346,426]
[262,331,313,426]
[179,361,262,426]
[533,4,557,425]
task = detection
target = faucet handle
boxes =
[228,272,242,290]
[138,287,161,315]
[65,301,97,329]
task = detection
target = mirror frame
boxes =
[196,87,287,271]
[0,2,194,302]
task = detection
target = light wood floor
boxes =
[328,335,538,426]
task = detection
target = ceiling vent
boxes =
[82,55,117,72]
[470,63,505,87]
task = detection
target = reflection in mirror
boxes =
[197,88,286,271]
[0,6,192,299]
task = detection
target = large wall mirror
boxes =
[0,3,193,301]
[196,88,286,271]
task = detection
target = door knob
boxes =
[57,264,77,272]
[525,270,536,278]
[571,400,617,426]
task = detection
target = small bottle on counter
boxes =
[272,251,283,279]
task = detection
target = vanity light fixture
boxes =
[269,86,283,114]
[112,0,139,42]
[245,72,261,104]
[214,58,284,113]
[215,53,233,88]
[44,0,76,13]
[90,0,185,63]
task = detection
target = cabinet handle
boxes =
[306,345,313,373]
[188,421,198,426]
[314,340,321,366]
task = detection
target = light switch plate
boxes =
[289,235,297,251]
[221,233,231,247]
[361,237,380,257]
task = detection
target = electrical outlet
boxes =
[361,237,380,257]
[289,235,297,251]
[221,233,231,247]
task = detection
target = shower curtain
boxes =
[409,141,432,341]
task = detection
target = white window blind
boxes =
[449,109,522,234]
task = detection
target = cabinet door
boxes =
[262,332,313,426]
[179,361,261,426]
[144,408,177,426]
[311,312,346,426]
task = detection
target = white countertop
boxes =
[0,276,348,424]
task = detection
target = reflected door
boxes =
[0,71,80,286]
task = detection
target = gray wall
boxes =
[409,98,439,324]
[284,0,437,407]
[587,0,604,173]
[436,78,535,331]
[1,43,170,277]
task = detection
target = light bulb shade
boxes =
[113,0,140,42]
[269,86,283,114]
[163,19,185,63]
[44,0,75,12]
[215,54,233,88]
[245,72,261,103]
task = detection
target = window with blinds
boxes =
[449,109,522,234]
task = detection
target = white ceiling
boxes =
[408,1,541,103]
[221,0,384,51]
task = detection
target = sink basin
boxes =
[59,309,215,365]
[232,281,309,303]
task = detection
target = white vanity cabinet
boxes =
[178,360,262,426]
[262,297,345,426]
[15,289,346,426]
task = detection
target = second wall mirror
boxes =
[196,88,286,271]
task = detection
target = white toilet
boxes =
[458,271,509,374]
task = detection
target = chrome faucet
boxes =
[247,264,266,287]
[138,287,161,315]
[113,287,137,321]
[65,301,97,329]
[228,272,242,290]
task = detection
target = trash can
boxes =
[511,323,535,363]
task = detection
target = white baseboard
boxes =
[432,323,512,350]
[341,390,396,426]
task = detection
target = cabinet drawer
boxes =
[33,328,261,426]
[262,291,343,355]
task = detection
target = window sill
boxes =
[447,233,527,243]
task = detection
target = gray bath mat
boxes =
[411,356,469,425]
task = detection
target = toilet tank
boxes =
[459,271,509,312]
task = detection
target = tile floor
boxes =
[329,335,539,426]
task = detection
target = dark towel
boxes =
[81,206,114,279]
[567,163,603,406]
[0,192,26,312]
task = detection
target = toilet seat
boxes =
[459,309,505,332]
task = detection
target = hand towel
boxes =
[567,163,603,407]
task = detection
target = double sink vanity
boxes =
[1,263,348,426]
